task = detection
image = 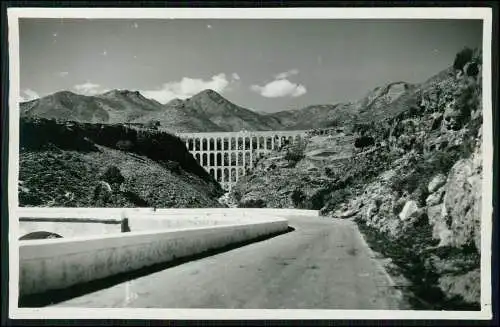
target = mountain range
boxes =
[19,68,452,133]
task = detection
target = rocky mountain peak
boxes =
[100,89,143,99]
[189,89,227,105]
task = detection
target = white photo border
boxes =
[7,7,494,321]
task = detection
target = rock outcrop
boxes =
[19,117,224,208]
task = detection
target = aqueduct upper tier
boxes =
[175,128,341,191]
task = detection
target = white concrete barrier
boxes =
[19,217,289,296]
[15,208,317,239]
[16,212,286,239]
[16,207,319,219]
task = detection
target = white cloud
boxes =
[275,69,299,80]
[251,79,307,98]
[232,73,240,81]
[20,89,40,102]
[141,73,233,104]
[73,82,103,95]
[57,71,69,77]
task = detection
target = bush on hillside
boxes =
[100,165,125,187]
[116,139,134,151]
[284,147,305,166]
[454,80,481,128]
[291,188,306,208]
[145,120,161,130]
[165,160,181,173]
[466,61,480,77]
[239,198,266,208]
[354,136,375,149]
[453,47,474,71]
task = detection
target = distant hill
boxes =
[266,81,415,130]
[20,90,165,124]
[132,89,282,132]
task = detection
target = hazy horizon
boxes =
[19,18,482,113]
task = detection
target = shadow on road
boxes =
[19,226,295,307]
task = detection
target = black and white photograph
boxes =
[6,7,493,320]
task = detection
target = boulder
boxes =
[364,201,379,221]
[428,174,447,193]
[334,209,359,219]
[426,186,445,206]
[398,200,419,221]
[430,113,444,130]
[442,158,482,250]
[427,204,453,247]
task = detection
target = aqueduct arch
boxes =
[177,130,308,191]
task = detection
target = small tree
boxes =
[453,47,474,71]
[466,61,480,77]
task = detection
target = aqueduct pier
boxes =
[175,130,313,190]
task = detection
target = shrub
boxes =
[466,61,480,77]
[116,139,134,151]
[145,120,161,130]
[454,80,480,128]
[239,198,266,208]
[326,188,350,210]
[306,188,331,210]
[284,148,305,163]
[354,136,375,148]
[100,165,125,186]
[291,188,306,208]
[324,167,335,178]
[415,183,430,207]
[453,47,474,71]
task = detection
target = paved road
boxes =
[51,215,407,309]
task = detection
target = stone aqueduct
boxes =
[175,128,339,191]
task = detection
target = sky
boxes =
[18,19,483,113]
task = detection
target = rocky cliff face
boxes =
[231,48,484,309]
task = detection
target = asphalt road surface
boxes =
[51,215,407,309]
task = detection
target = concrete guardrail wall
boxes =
[15,207,319,219]
[19,217,289,296]
[16,208,317,238]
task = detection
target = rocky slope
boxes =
[231,48,484,309]
[19,117,224,208]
